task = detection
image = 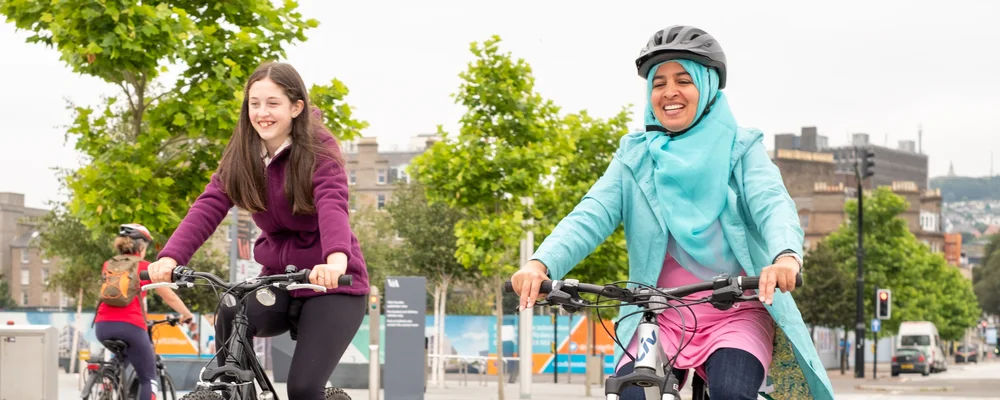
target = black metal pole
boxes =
[855,148,866,379]
[873,285,878,381]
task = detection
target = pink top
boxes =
[617,252,774,389]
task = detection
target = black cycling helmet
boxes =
[635,25,728,89]
[119,223,153,244]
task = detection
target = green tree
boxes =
[349,204,406,292]
[386,180,470,386]
[0,0,365,242]
[0,275,17,309]
[37,206,111,309]
[973,234,1000,315]
[796,241,854,335]
[411,36,559,398]
[823,187,981,340]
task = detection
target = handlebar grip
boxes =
[740,273,804,290]
[339,275,353,286]
[503,280,553,294]
[140,271,150,280]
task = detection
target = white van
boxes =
[896,321,948,373]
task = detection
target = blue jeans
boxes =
[614,348,764,400]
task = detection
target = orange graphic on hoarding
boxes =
[486,316,618,375]
[148,313,198,356]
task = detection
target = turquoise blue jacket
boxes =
[532,128,835,399]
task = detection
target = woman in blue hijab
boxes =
[509,26,835,399]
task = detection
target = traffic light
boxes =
[860,148,875,179]
[876,288,891,320]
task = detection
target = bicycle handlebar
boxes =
[504,274,801,298]
[502,273,802,312]
[139,265,352,294]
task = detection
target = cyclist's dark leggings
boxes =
[95,321,157,400]
[615,348,764,400]
[216,290,366,400]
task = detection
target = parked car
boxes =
[955,344,979,363]
[892,347,930,377]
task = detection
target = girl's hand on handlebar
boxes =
[510,260,550,310]
[310,254,348,290]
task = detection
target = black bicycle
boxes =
[504,273,802,400]
[140,266,353,400]
[81,315,185,400]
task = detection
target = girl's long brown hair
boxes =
[217,62,342,215]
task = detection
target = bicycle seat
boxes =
[102,340,129,355]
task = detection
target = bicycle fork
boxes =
[604,312,681,400]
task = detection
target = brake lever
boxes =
[144,281,196,291]
[283,283,327,292]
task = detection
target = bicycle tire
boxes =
[325,387,352,400]
[160,372,178,400]
[178,389,224,400]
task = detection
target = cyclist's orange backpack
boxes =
[98,255,143,307]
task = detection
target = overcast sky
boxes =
[3,0,999,209]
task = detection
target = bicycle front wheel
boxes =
[160,373,178,400]
[178,389,223,400]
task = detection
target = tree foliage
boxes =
[822,187,980,340]
[410,35,560,399]
[795,241,855,331]
[973,234,1000,316]
[1,0,365,243]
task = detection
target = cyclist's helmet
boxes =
[635,25,728,89]
[119,223,153,244]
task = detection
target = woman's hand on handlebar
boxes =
[510,260,550,310]
[147,257,179,283]
[758,256,800,305]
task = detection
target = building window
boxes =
[377,169,387,185]
[20,249,29,264]
[20,269,29,285]
[799,213,810,230]
[41,269,49,285]
[377,194,386,210]
[21,291,28,306]
[349,170,357,185]
[41,257,50,264]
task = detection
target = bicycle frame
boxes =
[604,312,680,400]
[191,297,277,399]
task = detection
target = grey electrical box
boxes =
[0,325,59,400]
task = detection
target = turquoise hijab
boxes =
[644,59,741,279]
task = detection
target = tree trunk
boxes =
[437,276,451,388]
[431,285,441,386]
[495,275,505,400]
[69,288,84,374]
[841,328,849,375]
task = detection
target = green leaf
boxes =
[171,113,187,126]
